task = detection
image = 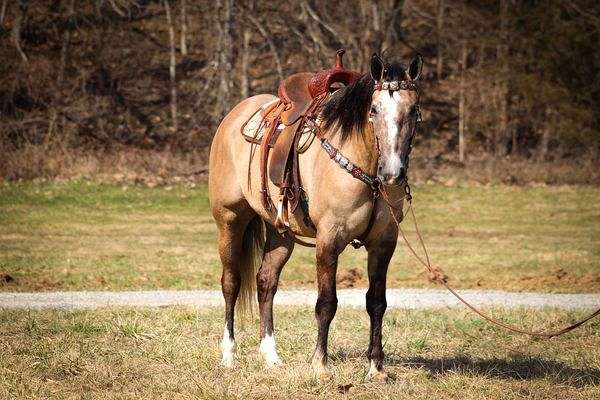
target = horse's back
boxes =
[209,94,276,217]
[211,94,276,149]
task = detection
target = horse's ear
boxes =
[370,53,384,81]
[408,54,423,81]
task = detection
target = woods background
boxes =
[1,0,598,184]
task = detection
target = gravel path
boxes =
[1,289,598,310]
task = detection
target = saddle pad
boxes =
[241,100,316,153]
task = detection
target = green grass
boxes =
[0,306,599,399]
[1,181,599,292]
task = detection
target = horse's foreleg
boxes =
[310,235,339,377]
[364,225,397,382]
[257,224,294,367]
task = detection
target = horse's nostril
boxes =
[398,167,406,179]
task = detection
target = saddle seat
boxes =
[278,72,314,126]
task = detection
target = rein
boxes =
[381,185,600,339]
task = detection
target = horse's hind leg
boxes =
[257,224,294,367]
[364,225,397,382]
[215,208,259,367]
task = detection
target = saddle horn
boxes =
[335,49,346,69]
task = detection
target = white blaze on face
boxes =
[379,91,403,173]
[220,325,236,368]
[259,333,283,367]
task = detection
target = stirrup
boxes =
[275,193,290,234]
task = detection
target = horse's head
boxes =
[369,53,422,186]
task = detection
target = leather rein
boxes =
[302,77,600,339]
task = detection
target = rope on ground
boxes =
[385,185,600,339]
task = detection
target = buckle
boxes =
[404,183,412,202]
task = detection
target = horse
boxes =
[208,51,423,381]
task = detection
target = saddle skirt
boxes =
[241,99,317,154]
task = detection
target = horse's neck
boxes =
[333,126,379,176]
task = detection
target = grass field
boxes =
[1,306,599,399]
[1,181,599,293]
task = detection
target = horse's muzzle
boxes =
[378,165,407,186]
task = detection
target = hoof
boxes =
[366,361,389,383]
[312,366,333,382]
[366,369,389,383]
[263,354,283,368]
[220,354,235,368]
[311,357,332,381]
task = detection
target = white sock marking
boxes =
[259,333,282,367]
[220,325,236,368]
[368,359,379,376]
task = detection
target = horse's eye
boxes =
[370,105,378,115]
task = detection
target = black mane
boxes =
[321,62,407,141]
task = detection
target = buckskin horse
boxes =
[208,50,423,380]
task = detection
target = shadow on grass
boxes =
[331,350,600,387]
[393,355,600,387]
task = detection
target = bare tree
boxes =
[164,0,178,133]
[12,0,29,62]
[180,0,188,56]
[537,107,551,162]
[497,0,509,156]
[58,0,75,84]
[458,40,467,163]
[436,0,444,78]
[240,0,254,99]
[0,0,7,26]
[240,28,251,98]
[246,13,283,82]
[107,0,126,17]
[380,0,404,53]
[216,0,234,118]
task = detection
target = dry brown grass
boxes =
[1,306,599,399]
[0,144,209,185]
[2,142,599,186]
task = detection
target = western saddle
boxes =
[253,49,362,233]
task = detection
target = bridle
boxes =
[374,79,419,92]
[370,77,422,188]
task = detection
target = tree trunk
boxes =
[217,0,234,119]
[382,0,404,53]
[370,3,382,54]
[247,14,283,82]
[497,0,509,157]
[180,0,188,56]
[0,0,7,26]
[301,1,330,67]
[458,40,467,163]
[58,0,75,84]
[12,0,28,63]
[240,24,252,99]
[164,0,178,134]
[436,0,444,79]
[537,107,551,162]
